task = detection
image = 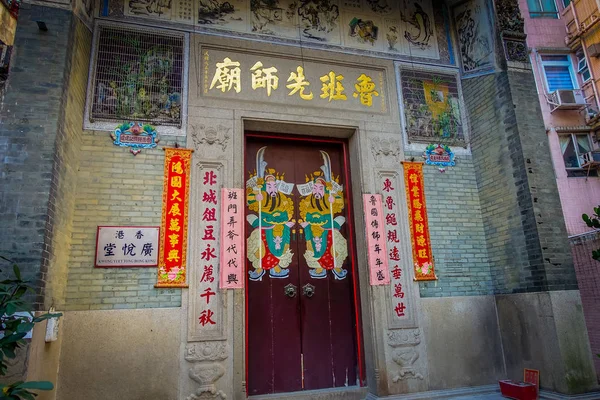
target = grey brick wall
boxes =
[0,5,73,306]
[0,9,182,311]
[406,153,494,297]
[44,18,92,309]
[462,68,577,294]
[507,69,576,291]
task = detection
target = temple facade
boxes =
[0,0,599,399]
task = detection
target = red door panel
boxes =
[246,135,358,395]
[246,139,302,396]
[294,144,357,390]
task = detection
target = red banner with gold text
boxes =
[402,162,437,281]
[156,148,193,288]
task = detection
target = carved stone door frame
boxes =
[183,112,425,400]
[233,118,379,400]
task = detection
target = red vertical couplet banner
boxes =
[220,188,245,289]
[364,194,391,285]
[402,162,437,281]
[156,148,193,288]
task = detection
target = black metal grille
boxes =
[91,25,184,127]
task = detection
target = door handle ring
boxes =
[302,283,315,298]
[284,283,297,298]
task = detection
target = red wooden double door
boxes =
[245,135,360,396]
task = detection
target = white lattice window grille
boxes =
[89,24,185,128]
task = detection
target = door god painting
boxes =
[246,147,296,281]
[298,151,349,280]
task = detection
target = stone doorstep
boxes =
[248,386,367,400]
[247,385,600,400]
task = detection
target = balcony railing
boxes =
[564,0,600,45]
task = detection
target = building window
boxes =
[527,0,558,18]
[540,55,577,92]
[559,133,598,176]
[577,52,591,83]
[563,0,571,7]
[90,25,185,127]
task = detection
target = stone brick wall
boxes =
[571,232,600,381]
[406,152,493,297]
[462,68,578,294]
[507,69,576,291]
[0,6,72,307]
[61,132,183,311]
[44,18,91,310]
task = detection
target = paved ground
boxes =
[382,388,600,399]
[449,394,505,399]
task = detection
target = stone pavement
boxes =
[249,385,600,400]
[369,385,600,400]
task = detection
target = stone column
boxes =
[363,133,430,397]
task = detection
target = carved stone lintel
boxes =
[191,124,231,152]
[185,342,229,362]
[504,39,528,63]
[495,0,525,38]
[388,329,424,382]
[186,388,227,400]
[370,137,401,167]
[187,363,226,400]
[494,0,529,63]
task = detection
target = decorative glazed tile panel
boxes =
[400,68,466,145]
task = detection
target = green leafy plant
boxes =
[582,206,600,261]
[0,256,62,399]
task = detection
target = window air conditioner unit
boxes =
[588,43,600,58]
[548,89,587,112]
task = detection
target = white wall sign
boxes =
[95,226,160,267]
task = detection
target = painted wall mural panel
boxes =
[110,0,444,60]
[125,0,173,19]
[251,0,300,39]
[298,0,342,43]
[400,68,465,145]
[198,0,247,31]
[401,0,439,59]
[452,0,495,74]
[342,12,384,51]
[384,18,404,53]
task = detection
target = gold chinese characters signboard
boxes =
[201,47,388,114]
[157,148,193,288]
